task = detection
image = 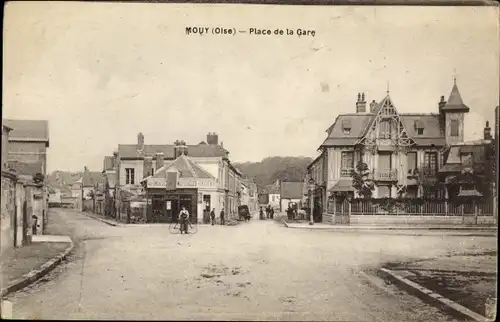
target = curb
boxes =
[378,267,492,322]
[1,240,74,298]
[282,224,497,233]
[83,212,120,227]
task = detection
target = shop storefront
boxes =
[143,155,219,224]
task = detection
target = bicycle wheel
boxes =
[188,223,198,234]
[169,222,180,234]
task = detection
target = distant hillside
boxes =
[234,156,313,191]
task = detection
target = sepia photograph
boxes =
[1,1,499,320]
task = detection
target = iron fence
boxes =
[327,198,493,216]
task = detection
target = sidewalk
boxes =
[1,236,73,297]
[283,221,498,232]
[382,251,497,320]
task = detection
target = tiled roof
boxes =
[152,154,215,179]
[3,119,49,146]
[280,181,304,199]
[263,184,280,194]
[321,105,445,148]
[7,160,43,175]
[118,143,228,159]
[442,82,470,112]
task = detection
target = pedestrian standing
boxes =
[259,206,264,220]
[220,208,225,225]
[210,208,216,226]
[270,207,274,219]
[179,206,190,234]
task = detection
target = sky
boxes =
[3,2,499,172]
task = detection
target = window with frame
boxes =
[407,152,417,175]
[424,152,437,174]
[378,120,392,139]
[450,120,459,137]
[341,151,354,177]
[125,168,135,185]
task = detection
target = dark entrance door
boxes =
[151,195,167,223]
[203,195,211,223]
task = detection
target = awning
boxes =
[457,189,483,197]
[329,180,355,192]
[459,146,478,154]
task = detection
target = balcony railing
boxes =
[374,169,398,181]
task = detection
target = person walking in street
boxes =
[179,206,190,234]
[259,206,264,220]
[220,208,225,225]
[270,207,274,219]
[210,208,216,226]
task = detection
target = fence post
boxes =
[445,199,448,216]
[348,201,351,225]
[461,203,464,224]
[474,200,478,225]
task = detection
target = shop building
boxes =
[142,154,219,223]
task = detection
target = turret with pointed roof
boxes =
[441,78,470,113]
[439,78,470,145]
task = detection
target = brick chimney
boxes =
[207,132,219,145]
[438,95,446,113]
[369,100,377,113]
[356,93,367,113]
[137,132,144,150]
[143,156,153,177]
[155,152,164,170]
[112,151,118,169]
[484,121,492,140]
[174,140,188,158]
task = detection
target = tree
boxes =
[351,161,374,198]
[415,167,440,199]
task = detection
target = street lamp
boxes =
[308,177,315,225]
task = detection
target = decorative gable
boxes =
[356,95,416,153]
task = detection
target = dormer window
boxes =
[342,119,352,135]
[414,120,425,136]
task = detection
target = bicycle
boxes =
[169,220,198,234]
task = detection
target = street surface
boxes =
[6,209,496,321]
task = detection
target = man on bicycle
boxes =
[179,206,190,234]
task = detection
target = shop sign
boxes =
[147,177,166,189]
[178,178,216,189]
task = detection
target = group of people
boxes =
[178,206,226,234]
[259,205,274,220]
[210,207,225,226]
